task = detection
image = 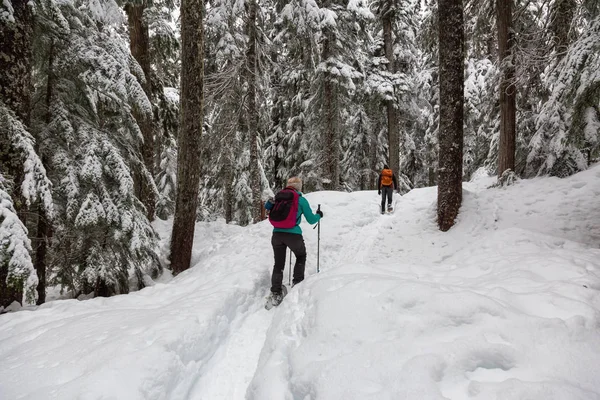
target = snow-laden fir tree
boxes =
[463,58,497,179]
[402,0,438,187]
[124,0,181,221]
[528,12,600,176]
[31,0,160,296]
[201,0,273,225]
[264,0,321,191]
[1,0,53,307]
[309,0,373,190]
[146,0,180,220]
[0,106,53,307]
[0,174,37,309]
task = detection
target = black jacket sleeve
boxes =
[377,174,382,189]
[393,174,398,190]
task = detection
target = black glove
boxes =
[378,190,381,195]
[316,210,323,218]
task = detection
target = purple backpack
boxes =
[268,187,300,229]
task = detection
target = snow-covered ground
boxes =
[1,166,600,400]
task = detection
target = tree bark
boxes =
[0,0,34,308]
[246,0,262,222]
[496,0,516,176]
[126,2,156,220]
[382,4,400,178]
[34,207,49,305]
[35,39,56,305]
[321,27,340,190]
[170,0,204,274]
[437,0,464,232]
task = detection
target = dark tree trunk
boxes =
[246,0,262,222]
[126,2,156,220]
[224,143,234,223]
[382,5,400,177]
[34,209,49,305]
[437,0,464,232]
[321,27,340,190]
[0,0,34,308]
[496,0,516,176]
[170,0,204,274]
[35,39,56,305]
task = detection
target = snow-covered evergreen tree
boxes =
[0,175,37,308]
[31,0,160,296]
[264,0,321,191]
[528,14,600,176]
[0,104,53,306]
[400,0,438,187]
[310,0,373,190]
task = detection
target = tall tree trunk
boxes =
[0,0,34,308]
[224,149,234,223]
[321,28,340,190]
[170,0,204,274]
[382,5,400,177]
[35,39,56,305]
[246,0,262,222]
[126,2,156,220]
[437,0,464,232]
[496,0,516,176]
[34,206,49,305]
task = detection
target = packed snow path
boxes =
[1,167,600,400]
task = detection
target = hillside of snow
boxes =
[1,166,600,400]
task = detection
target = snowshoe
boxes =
[265,285,288,310]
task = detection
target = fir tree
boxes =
[171,0,204,273]
[30,0,160,296]
[437,0,464,232]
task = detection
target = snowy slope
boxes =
[1,166,600,400]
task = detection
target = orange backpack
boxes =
[381,169,393,187]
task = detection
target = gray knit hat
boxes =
[287,176,302,192]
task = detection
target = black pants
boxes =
[381,186,393,212]
[271,232,306,293]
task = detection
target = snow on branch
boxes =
[0,104,54,216]
[0,176,37,305]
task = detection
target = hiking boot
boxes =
[271,292,284,307]
[270,285,288,306]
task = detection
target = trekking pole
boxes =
[316,204,321,273]
[288,249,292,286]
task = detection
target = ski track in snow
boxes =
[189,191,402,399]
[186,293,272,400]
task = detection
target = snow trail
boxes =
[187,295,272,399]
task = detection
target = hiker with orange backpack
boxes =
[378,165,398,214]
[264,177,322,309]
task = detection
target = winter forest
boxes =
[1,0,599,309]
